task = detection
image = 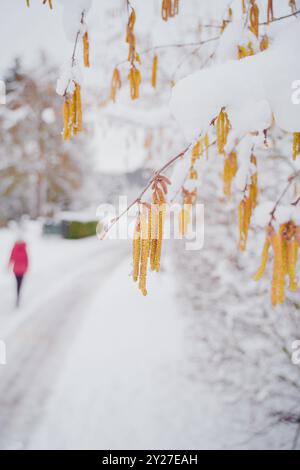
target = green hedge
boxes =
[62,220,98,239]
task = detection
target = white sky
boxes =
[0,0,68,74]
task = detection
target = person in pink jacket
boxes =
[9,240,29,307]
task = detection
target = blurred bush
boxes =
[62,220,98,239]
[43,221,63,236]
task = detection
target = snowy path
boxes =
[27,255,193,450]
[0,232,244,450]
[26,252,241,451]
[0,236,128,449]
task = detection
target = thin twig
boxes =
[171,45,215,82]
[71,13,84,66]
[63,11,85,97]
[219,7,300,32]
[116,36,220,67]
[170,140,217,203]
[101,137,217,239]
[259,9,300,26]
[292,196,300,207]
[269,170,300,223]
[223,8,300,28]
[115,7,300,70]
[126,0,133,15]
[100,145,190,239]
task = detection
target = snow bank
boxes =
[57,210,97,222]
[215,21,259,64]
[170,20,300,141]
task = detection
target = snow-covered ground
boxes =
[0,224,293,450]
[0,225,237,450]
[0,225,127,448]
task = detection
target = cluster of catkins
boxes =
[254,222,300,306]
[235,0,268,58]
[178,136,210,234]
[238,42,255,59]
[62,19,90,140]
[126,8,141,100]
[236,0,296,57]
[178,135,210,234]
[63,83,82,140]
[191,135,210,165]
[234,0,273,59]
[110,54,158,102]
[215,109,258,251]
[214,99,300,306]
[132,176,170,296]
[161,0,179,21]
[111,9,159,102]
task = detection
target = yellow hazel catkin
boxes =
[179,207,191,236]
[216,110,230,154]
[162,0,179,22]
[270,231,285,307]
[110,68,121,102]
[132,221,141,283]
[138,208,150,296]
[128,66,141,100]
[63,99,71,140]
[249,0,259,38]
[287,239,298,291]
[83,31,90,68]
[253,236,271,281]
[293,133,300,160]
[223,151,237,197]
[154,194,166,273]
[151,55,158,89]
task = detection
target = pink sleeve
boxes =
[9,246,16,264]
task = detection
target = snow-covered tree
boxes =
[0,55,93,220]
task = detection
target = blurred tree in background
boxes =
[0,55,93,223]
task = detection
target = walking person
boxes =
[8,239,29,308]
